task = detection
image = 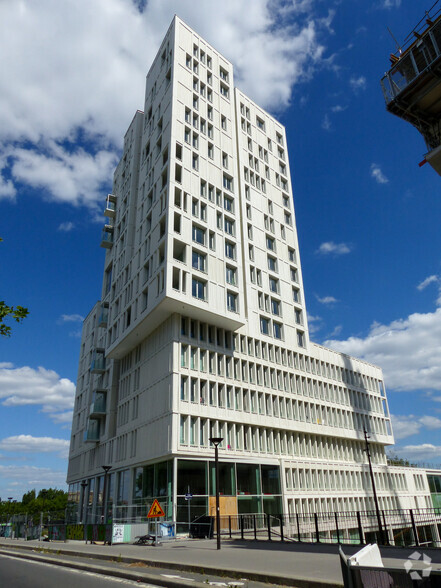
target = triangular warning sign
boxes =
[147,499,165,518]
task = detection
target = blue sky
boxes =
[1,0,441,500]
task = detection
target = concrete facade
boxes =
[67,16,433,524]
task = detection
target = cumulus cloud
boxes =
[0,0,330,208]
[417,275,439,291]
[317,241,351,255]
[394,443,441,463]
[331,105,346,113]
[0,435,70,459]
[371,163,389,184]
[382,0,401,8]
[316,295,338,305]
[0,465,67,498]
[0,364,75,423]
[322,114,331,131]
[58,221,75,232]
[349,75,366,92]
[307,313,322,334]
[391,414,441,440]
[325,307,441,392]
[59,314,84,323]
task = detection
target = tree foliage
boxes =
[0,488,68,517]
[0,238,29,337]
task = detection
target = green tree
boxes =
[0,238,29,336]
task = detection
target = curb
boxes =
[0,542,343,588]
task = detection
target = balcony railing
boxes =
[104,194,116,218]
[98,305,109,327]
[83,420,100,442]
[90,351,106,374]
[100,225,114,249]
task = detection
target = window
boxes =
[192,133,199,148]
[207,105,213,120]
[192,225,205,245]
[290,267,298,282]
[267,256,277,272]
[221,115,227,130]
[185,108,191,123]
[288,248,296,263]
[273,322,283,339]
[222,152,228,168]
[260,317,270,335]
[220,67,228,82]
[271,299,281,315]
[184,127,190,143]
[285,212,292,226]
[295,309,302,324]
[208,124,213,138]
[208,143,214,159]
[193,94,199,109]
[256,116,265,131]
[223,174,233,191]
[224,217,234,236]
[227,291,238,312]
[224,196,233,212]
[269,277,279,293]
[225,241,235,259]
[192,250,206,272]
[292,287,300,303]
[200,119,206,134]
[226,265,237,285]
[297,330,305,347]
[192,154,199,170]
[266,236,275,251]
[220,83,229,98]
[192,278,206,300]
[186,54,191,68]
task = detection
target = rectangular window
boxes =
[223,174,233,191]
[220,83,229,98]
[192,250,206,272]
[192,278,206,300]
[208,143,213,159]
[292,287,301,303]
[192,225,205,245]
[267,256,277,272]
[260,317,269,335]
[221,115,227,130]
[222,152,228,168]
[256,116,265,130]
[290,267,298,282]
[269,277,279,294]
[226,265,237,285]
[225,241,235,259]
[224,217,234,236]
[227,291,238,312]
[266,236,275,251]
[271,299,281,316]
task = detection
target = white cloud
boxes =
[307,313,322,334]
[331,105,346,113]
[0,435,70,459]
[59,314,84,323]
[349,75,366,92]
[0,0,330,208]
[328,325,342,337]
[417,275,439,291]
[371,163,389,184]
[325,307,441,392]
[316,295,338,305]
[58,221,75,232]
[394,443,441,463]
[322,114,331,131]
[0,364,75,423]
[391,414,441,441]
[0,465,67,498]
[317,241,351,255]
[382,0,401,8]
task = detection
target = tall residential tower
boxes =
[67,16,431,524]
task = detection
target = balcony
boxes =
[100,225,114,249]
[89,390,107,417]
[90,350,106,374]
[84,419,100,443]
[104,194,116,218]
[98,304,109,327]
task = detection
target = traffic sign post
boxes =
[147,499,165,546]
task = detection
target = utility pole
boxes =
[364,428,385,545]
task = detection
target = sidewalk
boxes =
[1,536,440,588]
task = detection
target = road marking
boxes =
[161,573,195,581]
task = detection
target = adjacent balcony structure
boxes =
[83,418,100,443]
[98,303,109,328]
[100,224,114,249]
[381,9,441,175]
[90,349,106,374]
[89,390,107,418]
[104,194,116,218]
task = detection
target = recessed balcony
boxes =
[100,225,114,249]
[104,194,116,218]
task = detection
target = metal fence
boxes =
[217,508,441,548]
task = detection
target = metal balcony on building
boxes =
[98,303,109,327]
[381,9,441,175]
[89,390,107,417]
[100,225,114,249]
[84,419,100,443]
[90,349,106,374]
[104,194,116,218]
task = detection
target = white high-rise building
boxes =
[67,16,433,525]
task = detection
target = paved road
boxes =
[0,552,159,588]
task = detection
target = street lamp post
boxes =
[7,497,12,527]
[209,437,223,550]
[363,428,385,545]
[101,466,111,525]
[80,481,88,524]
